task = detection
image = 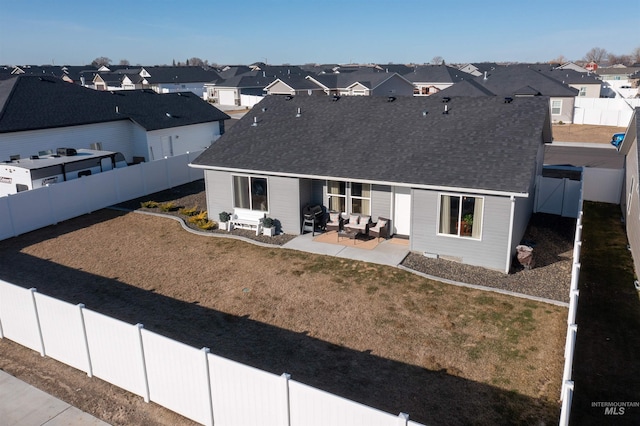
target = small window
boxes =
[439,194,484,238]
[551,100,562,115]
[327,180,346,213]
[233,176,268,211]
[350,183,371,215]
[579,87,587,97]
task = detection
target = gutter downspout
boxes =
[505,195,516,273]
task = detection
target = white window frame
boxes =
[232,174,269,212]
[578,87,587,97]
[437,193,484,239]
[326,180,371,215]
[551,100,562,115]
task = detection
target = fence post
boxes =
[572,241,581,264]
[562,324,578,400]
[29,288,46,357]
[77,304,93,377]
[281,373,291,426]
[567,290,579,326]
[397,412,409,425]
[201,347,214,426]
[136,323,150,403]
[559,381,574,426]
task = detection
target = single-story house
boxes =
[618,107,640,275]
[0,75,229,164]
[190,95,552,272]
[403,65,471,96]
[307,71,415,97]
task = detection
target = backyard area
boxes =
[0,203,568,425]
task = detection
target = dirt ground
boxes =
[552,123,627,143]
[0,209,567,425]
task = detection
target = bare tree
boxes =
[549,55,566,64]
[431,56,444,65]
[584,47,608,63]
[607,53,632,66]
[91,56,112,67]
[188,57,205,67]
[119,59,130,66]
[632,46,640,64]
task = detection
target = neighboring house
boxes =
[190,95,551,273]
[452,65,579,123]
[555,62,591,73]
[307,70,415,97]
[538,68,602,98]
[618,108,640,275]
[404,65,471,96]
[457,62,499,77]
[0,75,229,164]
[264,75,326,96]
[205,71,276,106]
[597,66,640,98]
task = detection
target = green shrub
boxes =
[219,211,231,222]
[263,217,274,228]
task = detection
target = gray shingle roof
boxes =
[0,75,229,133]
[192,95,550,194]
[472,66,579,97]
[403,65,471,83]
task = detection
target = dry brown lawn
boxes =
[552,123,627,143]
[0,209,567,425]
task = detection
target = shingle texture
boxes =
[192,95,550,194]
[0,75,229,133]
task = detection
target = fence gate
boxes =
[535,168,582,218]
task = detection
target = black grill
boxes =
[302,204,326,234]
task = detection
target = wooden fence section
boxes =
[0,151,205,241]
[0,280,425,426]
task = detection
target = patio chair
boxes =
[369,217,391,241]
[325,211,344,232]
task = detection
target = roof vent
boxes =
[387,96,396,102]
[332,95,340,101]
[261,107,268,112]
[443,104,449,115]
[285,95,293,101]
[442,96,451,103]
[296,107,302,117]
[251,116,258,127]
[504,97,513,103]
[422,110,428,116]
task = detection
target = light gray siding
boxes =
[411,189,513,272]
[371,184,392,220]
[268,175,303,234]
[204,170,233,220]
[550,97,575,124]
[622,123,640,275]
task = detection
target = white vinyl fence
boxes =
[0,151,204,241]
[558,192,584,425]
[0,280,425,426]
[573,98,640,127]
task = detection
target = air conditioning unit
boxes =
[56,147,77,156]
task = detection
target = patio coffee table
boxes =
[337,229,358,244]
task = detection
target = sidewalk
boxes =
[0,370,109,426]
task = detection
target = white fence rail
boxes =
[0,280,425,426]
[558,198,584,425]
[573,98,640,127]
[0,151,204,241]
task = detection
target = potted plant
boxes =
[462,213,473,236]
[262,217,275,236]
[218,211,231,231]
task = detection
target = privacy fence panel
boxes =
[582,168,624,204]
[0,196,13,240]
[6,187,54,236]
[141,160,171,195]
[289,380,402,426]
[82,309,148,399]
[33,293,90,374]
[166,154,191,187]
[141,329,213,426]
[209,354,287,426]
[114,164,147,201]
[0,281,42,354]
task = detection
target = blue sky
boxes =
[1,0,638,66]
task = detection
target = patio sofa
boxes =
[344,214,371,235]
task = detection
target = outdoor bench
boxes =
[229,208,265,235]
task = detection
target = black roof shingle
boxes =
[192,95,550,194]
